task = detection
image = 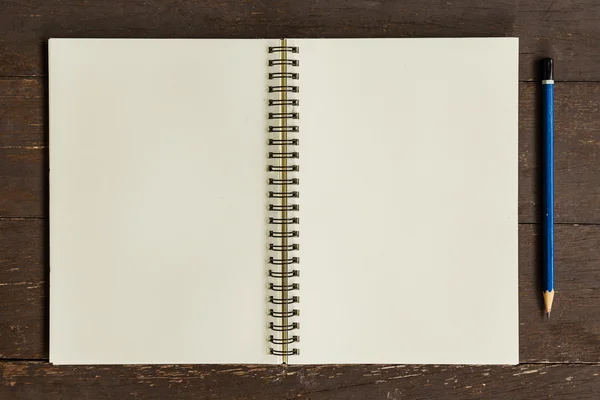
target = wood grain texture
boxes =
[0,148,46,217]
[517,0,600,82]
[0,0,599,80]
[0,78,44,148]
[1,222,599,362]
[519,224,600,362]
[1,362,599,400]
[0,220,47,360]
[2,78,599,222]
[519,83,600,223]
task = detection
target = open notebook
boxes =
[49,38,519,365]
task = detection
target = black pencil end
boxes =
[542,58,554,81]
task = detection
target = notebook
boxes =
[49,38,519,365]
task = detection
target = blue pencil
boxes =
[542,58,554,319]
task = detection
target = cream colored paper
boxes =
[49,39,275,364]
[294,38,519,364]
[50,38,519,365]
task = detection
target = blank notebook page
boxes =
[49,39,273,364]
[296,38,519,364]
[50,38,518,365]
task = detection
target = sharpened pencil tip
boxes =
[546,312,551,320]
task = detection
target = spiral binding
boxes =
[267,39,299,362]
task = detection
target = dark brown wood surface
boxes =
[1,0,600,81]
[1,0,600,399]
[2,362,600,400]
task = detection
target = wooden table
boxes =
[1,1,599,398]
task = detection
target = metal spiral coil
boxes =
[269,295,299,305]
[268,41,299,361]
[269,99,299,106]
[270,348,299,356]
[268,165,298,172]
[268,204,299,212]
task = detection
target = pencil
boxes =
[542,58,555,319]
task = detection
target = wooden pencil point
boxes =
[543,290,555,316]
